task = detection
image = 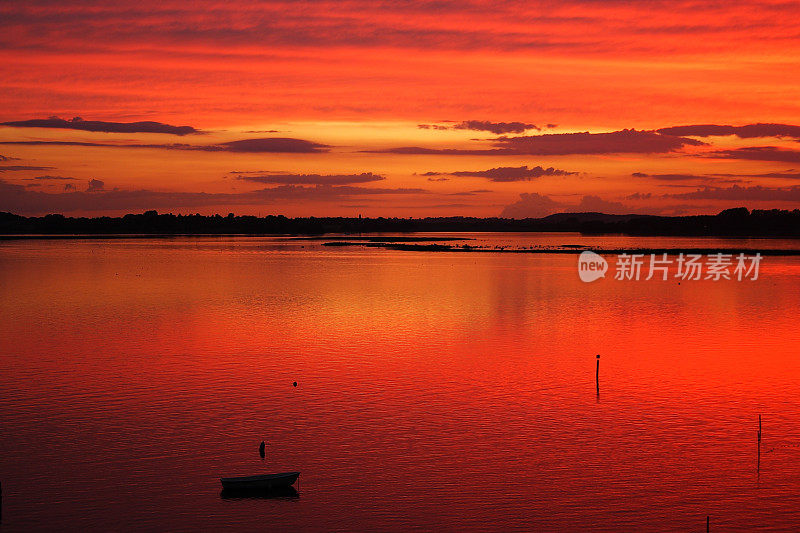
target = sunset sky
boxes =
[2,0,800,217]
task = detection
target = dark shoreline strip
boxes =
[289,236,470,242]
[322,241,800,255]
[0,234,467,242]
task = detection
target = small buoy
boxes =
[293,381,297,387]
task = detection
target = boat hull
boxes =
[220,486,299,500]
[220,472,299,490]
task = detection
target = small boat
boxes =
[220,472,300,490]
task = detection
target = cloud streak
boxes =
[667,184,800,201]
[1,116,200,135]
[658,123,800,140]
[419,120,541,134]
[426,165,576,182]
[707,146,800,163]
[235,172,385,185]
[4,1,798,57]
[631,172,746,184]
[0,165,56,172]
[23,175,78,181]
[372,129,705,156]
[0,138,330,153]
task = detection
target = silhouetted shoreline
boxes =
[1,207,799,238]
[322,241,800,255]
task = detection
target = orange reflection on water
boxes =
[1,237,800,530]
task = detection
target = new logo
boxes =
[578,251,608,282]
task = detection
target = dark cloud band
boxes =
[1,116,199,136]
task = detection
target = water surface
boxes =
[1,235,800,531]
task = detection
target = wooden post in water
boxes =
[595,354,600,394]
[707,515,709,532]
[757,414,762,476]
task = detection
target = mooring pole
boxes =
[757,414,762,476]
[595,354,600,394]
[707,515,709,532]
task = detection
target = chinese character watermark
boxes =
[579,252,762,282]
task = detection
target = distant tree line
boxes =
[0,208,798,237]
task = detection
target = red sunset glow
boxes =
[2,1,800,217]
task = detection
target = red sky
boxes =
[2,0,800,217]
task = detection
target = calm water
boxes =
[2,234,800,531]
